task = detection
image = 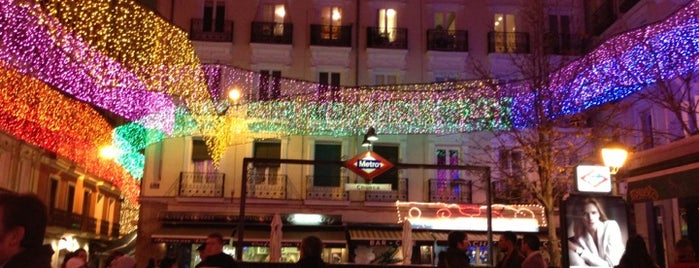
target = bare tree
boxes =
[464,0,630,266]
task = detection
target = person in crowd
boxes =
[671,239,699,268]
[196,244,207,263]
[615,235,658,268]
[110,255,136,268]
[159,257,178,268]
[0,192,53,268]
[105,250,125,268]
[568,197,624,267]
[196,232,236,268]
[496,231,524,268]
[521,234,547,268]
[297,235,325,268]
[65,248,89,268]
[437,231,470,268]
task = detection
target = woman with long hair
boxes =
[568,197,624,267]
[615,235,658,268]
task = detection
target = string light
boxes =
[0,0,697,203]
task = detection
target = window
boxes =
[640,110,654,149]
[261,4,286,36]
[680,96,699,135]
[83,191,92,217]
[253,140,281,184]
[372,144,399,190]
[548,15,571,53]
[435,147,460,182]
[203,0,225,32]
[318,72,340,102]
[49,178,58,209]
[499,149,522,177]
[67,184,75,212]
[493,13,517,53]
[378,8,397,41]
[259,70,281,101]
[313,143,342,187]
[374,74,397,85]
[192,138,214,173]
[321,6,342,39]
[434,11,455,31]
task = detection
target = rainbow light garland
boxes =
[0,62,139,202]
[0,0,697,200]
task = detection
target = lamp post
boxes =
[601,141,629,195]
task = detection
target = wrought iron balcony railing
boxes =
[190,18,233,42]
[247,167,288,199]
[49,209,101,234]
[428,179,472,203]
[544,33,584,55]
[306,175,349,201]
[251,21,293,44]
[367,27,408,49]
[426,28,468,52]
[310,24,352,47]
[178,172,225,197]
[487,31,530,54]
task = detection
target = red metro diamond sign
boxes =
[344,151,394,181]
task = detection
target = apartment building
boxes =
[137,0,698,267]
[0,131,124,267]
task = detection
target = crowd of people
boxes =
[1,191,698,268]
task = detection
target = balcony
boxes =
[426,28,468,52]
[545,33,584,55]
[428,179,472,203]
[367,27,408,49]
[492,180,531,204]
[49,209,103,234]
[487,32,530,54]
[247,167,287,199]
[306,175,348,201]
[178,172,225,198]
[251,21,293,45]
[310,24,352,47]
[190,19,233,42]
[365,178,408,202]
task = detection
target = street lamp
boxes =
[601,141,628,195]
[361,127,378,150]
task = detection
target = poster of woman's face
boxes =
[562,195,628,268]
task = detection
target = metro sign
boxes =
[344,151,394,180]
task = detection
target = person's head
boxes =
[521,234,540,254]
[0,192,48,263]
[159,257,177,268]
[447,231,469,251]
[498,231,517,253]
[676,239,696,263]
[74,248,88,261]
[299,235,323,259]
[579,198,608,231]
[204,233,225,256]
[196,244,207,260]
[110,255,136,268]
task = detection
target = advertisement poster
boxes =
[561,195,629,268]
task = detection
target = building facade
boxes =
[138,0,698,267]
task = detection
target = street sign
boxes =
[344,151,394,181]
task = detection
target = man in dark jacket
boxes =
[437,231,470,268]
[297,235,325,268]
[0,192,53,268]
[495,231,524,268]
[196,233,236,268]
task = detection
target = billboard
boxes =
[561,195,629,268]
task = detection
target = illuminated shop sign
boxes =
[575,165,612,193]
[395,201,546,232]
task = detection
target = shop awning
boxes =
[151,227,233,243]
[349,229,402,246]
[626,166,699,202]
[282,230,347,247]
